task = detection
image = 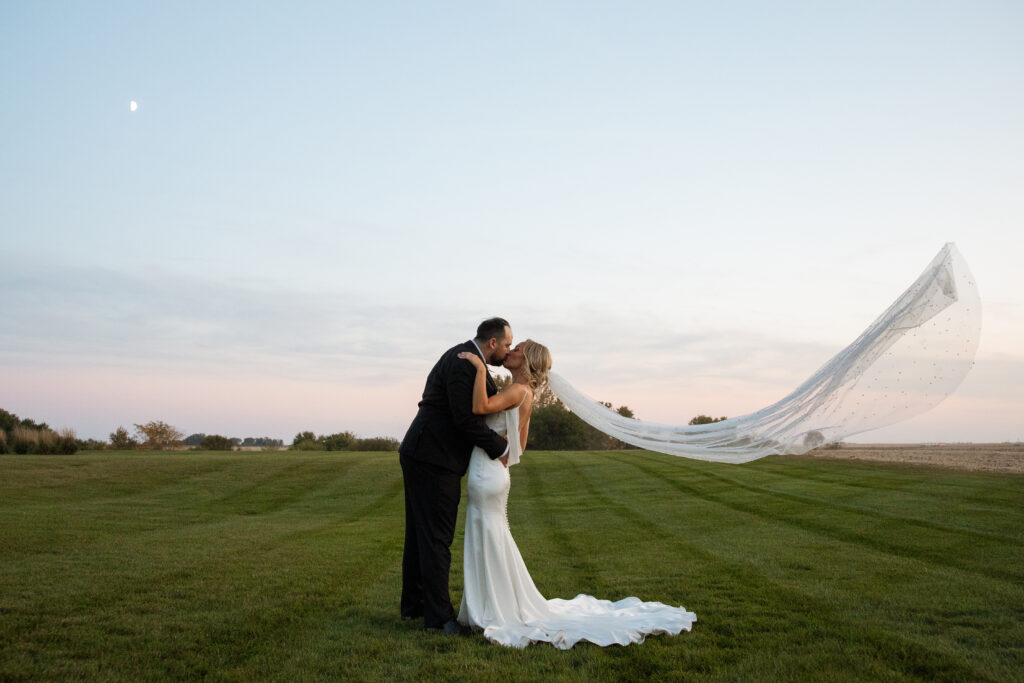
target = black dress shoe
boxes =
[425,619,465,635]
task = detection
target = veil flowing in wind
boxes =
[548,243,981,464]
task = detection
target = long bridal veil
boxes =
[548,243,981,464]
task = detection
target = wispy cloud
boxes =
[0,261,857,391]
[3,262,1017,442]
[1,264,473,382]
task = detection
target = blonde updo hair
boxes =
[519,339,552,394]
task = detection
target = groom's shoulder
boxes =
[440,340,474,358]
[431,340,474,369]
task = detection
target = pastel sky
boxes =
[2,2,1022,444]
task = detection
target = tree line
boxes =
[183,434,285,449]
[109,422,398,452]
[108,422,290,451]
[290,431,400,452]
[3,399,729,455]
[0,410,399,454]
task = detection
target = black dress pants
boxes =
[400,453,462,628]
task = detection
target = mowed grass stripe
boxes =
[506,452,1006,681]
[713,456,1024,540]
[612,451,1024,585]
[1,454,396,564]
[196,453,399,518]
[562,452,1020,681]
[516,452,606,594]
[2,453,410,680]
[690,457,1024,550]
[2,451,1022,681]
[757,456,1024,517]
[276,462,573,681]
[565,471,978,683]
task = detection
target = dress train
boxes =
[457,404,696,648]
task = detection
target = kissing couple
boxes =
[398,317,696,649]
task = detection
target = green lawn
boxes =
[1,450,1021,681]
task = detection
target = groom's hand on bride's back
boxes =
[499,454,509,468]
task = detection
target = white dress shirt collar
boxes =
[470,339,487,363]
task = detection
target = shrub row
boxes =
[3,407,398,455]
[0,426,78,455]
[290,431,399,452]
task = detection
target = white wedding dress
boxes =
[458,400,697,649]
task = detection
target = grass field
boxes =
[1,450,1022,681]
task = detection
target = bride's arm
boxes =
[457,352,527,415]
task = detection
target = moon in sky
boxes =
[129,100,138,112]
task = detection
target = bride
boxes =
[455,341,697,649]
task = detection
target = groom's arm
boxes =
[447,360,508,459]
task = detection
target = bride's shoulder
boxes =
[507,382,528,397]
[504,382,531,405]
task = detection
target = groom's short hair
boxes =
[475,317,510,343]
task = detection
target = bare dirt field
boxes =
[802,442,1024,473]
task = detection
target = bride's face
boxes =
[503,343,525,371]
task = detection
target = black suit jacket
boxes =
[399,340,508,475]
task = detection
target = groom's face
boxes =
[487,326,513,366]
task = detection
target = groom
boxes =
[399,317,513,634]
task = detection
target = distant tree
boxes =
[293,431,317,445]
[0,408,19,435]
[55,428,78,455]
[183,433,206,447]
[17,417,48,431]
[200,434,234,451]
[352,436,400,451]
[534,384,559,409]
[1,408,50,437]
[688,415,727,426]
[323,431,357,451]
[528,401,592,450]
[291,431,324,451]
[110,426,138,450]
[527,398,637,450]
[239,437,283,448]
[134,421,184,450]
[0,409,19,453]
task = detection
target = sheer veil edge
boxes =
[548,243,981,464]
